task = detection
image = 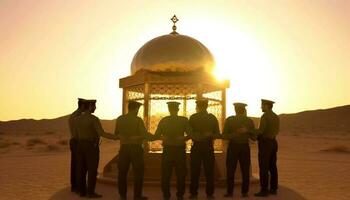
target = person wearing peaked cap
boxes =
[189,99,220,200]
[261,99,275,105]
[233,102,248,108]
[166,101,181,107]
[195,99,209,106]
[255,99,280,197]
[86,99,97,103]
[75,99,118,198]
[78,98,86,102]
[114,100,152,200]
[151,101,192,200]
[68,98,87,194]
[222,103,256,198]
[128,100,143,109]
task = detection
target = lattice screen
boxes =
[124,83,225,152]
[125,86,144,118]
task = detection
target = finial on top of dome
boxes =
[171,15,179,34]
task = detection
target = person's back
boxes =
[75,112,100,197]
[115,100,149,200]
[68,98,85,193]
[68,109,81,139]
[223,103,255,198]
[75,99,116,198]
[75,112,100,141]
[156,115,190,146]
[153,101,190,200]
[189,112,219,141]
[223,115,255,144]
[115,112,148,144]
[189,99,219,199]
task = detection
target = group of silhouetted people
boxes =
[69,98,279,199]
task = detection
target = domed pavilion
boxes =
[101,15,231,185]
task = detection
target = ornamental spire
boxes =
[171,15,179,34]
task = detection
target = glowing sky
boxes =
[0,0,349,121]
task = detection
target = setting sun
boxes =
[204,24,281,116]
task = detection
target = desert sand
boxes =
[0,133,349,200]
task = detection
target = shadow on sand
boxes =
[49,184,306,200]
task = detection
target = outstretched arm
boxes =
[118,119,154,142]
[150,121,164,141]
[94,118,117,140]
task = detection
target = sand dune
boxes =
[1,105,350,136]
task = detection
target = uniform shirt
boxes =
[222,115,256,144]
[189,111,220,141]
[75,112,106,141]
[258,110,280,139]
[68,109,81,139]
[154,115,192,146]
[114,112,148,145]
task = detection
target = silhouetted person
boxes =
[114,100,152,200]
[255,99,280,197]
[222,103,256,198]
[75,99,117,198]
[68,98,86,193]
[152,102,192,200]
[189,99,220,200]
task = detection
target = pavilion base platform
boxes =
[98,152,258,187]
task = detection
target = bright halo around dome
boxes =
[211,35,274,82]
[197,24,280,116]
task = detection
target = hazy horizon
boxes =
[1,0,349,121]
[0,103,349,122]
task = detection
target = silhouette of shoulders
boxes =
[117,113,143,121]
[159,115,188,124]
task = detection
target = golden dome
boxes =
[131,33,215,74]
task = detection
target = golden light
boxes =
[182,21,282,116]
[82,15,284,119]
[93,17,283,118]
